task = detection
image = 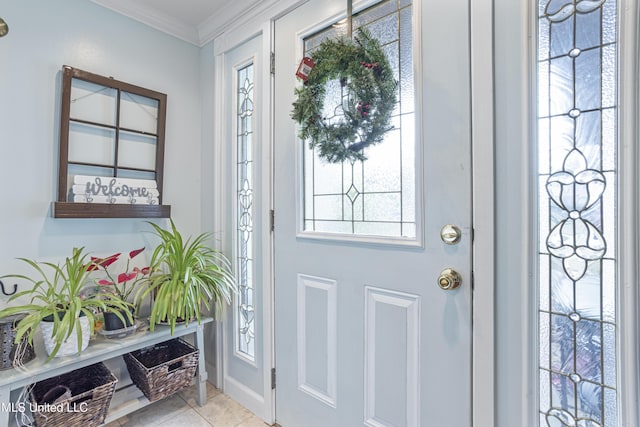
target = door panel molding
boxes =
[297,274,338,408]
[364,286,420,427]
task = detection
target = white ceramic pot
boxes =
[40,315,90,357]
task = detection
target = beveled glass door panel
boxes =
[537,1,618,425]
[236,63,256,361]
[301,2,417,241]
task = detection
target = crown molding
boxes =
[197,0,272,47]
[91,0,200,46]
[197,1,258,46]
[91,0,276,47]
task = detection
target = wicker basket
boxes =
[29,362,117,427]
[123,338,198,402]
[0,314,35,370]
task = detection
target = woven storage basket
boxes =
[29,362,117,427]
[0,314,35,370]
[123,338,198,402]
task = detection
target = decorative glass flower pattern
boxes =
[546,407,603,427]
[539,0,617,425]
[236,64,255,359]
[546,149,606,281]
[545,0,607,23]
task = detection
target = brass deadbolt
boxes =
[440,224,462,245]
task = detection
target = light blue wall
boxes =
[0,0,204,297]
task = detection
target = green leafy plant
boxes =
[0,247,132,359]
[137,220,237,334]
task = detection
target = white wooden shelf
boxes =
[0,318,212,427]
[103,383,152,424]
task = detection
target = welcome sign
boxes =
[72,175,159,205]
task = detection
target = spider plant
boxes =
[0,247,132,359]
[136,220,237,334]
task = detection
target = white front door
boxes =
[273,0,472,426]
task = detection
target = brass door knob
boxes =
[0,18,8,38]
[437,268,462,290]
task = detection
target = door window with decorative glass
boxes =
[301,0,415,240]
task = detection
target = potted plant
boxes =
[89,247,149,331]
[0,247,132,359]
[137,220,237,334]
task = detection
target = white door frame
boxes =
[493,0,535,424]
[619,1,640,425]
[470,0,495,425]
[210,1,497,425]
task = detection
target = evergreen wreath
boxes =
[291,28,397,163]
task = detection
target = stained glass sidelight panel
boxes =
[236,64,255,360]
[302,0,415,238]
[537,1,617,426]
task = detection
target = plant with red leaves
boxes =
[91,247,150,301]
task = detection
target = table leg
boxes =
[0,386,9,427]
[195,324,208,407]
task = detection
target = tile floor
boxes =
[104,382,269,427]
